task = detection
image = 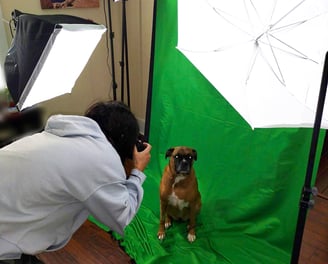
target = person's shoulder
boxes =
[45,114,106,139]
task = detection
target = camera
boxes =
[136,134,146,152]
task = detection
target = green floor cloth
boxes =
[90,0,325,262]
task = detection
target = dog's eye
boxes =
[175,155,180,160]
[188,155,193,160]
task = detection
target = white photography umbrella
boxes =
[177,0,328,129]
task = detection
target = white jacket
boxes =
[0,115,145,259]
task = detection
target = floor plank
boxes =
[37,221,133,264]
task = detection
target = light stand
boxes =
[107,0,131,106]
[120,0,130,106]
[106,0,118,100]
[291,51,328,263]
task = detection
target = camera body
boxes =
[136,134,146,152]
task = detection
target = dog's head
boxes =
[166,146,197,175]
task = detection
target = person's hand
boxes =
[133,143,152,172]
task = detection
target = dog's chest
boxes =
[168,175,189,210]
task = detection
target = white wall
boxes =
[0,0,154,131]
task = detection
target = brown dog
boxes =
[157,146,201,242]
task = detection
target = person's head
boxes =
[85,100,139,163]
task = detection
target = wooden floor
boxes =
[37,221,133,264]
[37,147,328,264]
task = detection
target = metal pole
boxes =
[107,0,117,100]
[120,0,125,102]
[123,0,131,107]
[144,0,157,141]
[291,51,328,263]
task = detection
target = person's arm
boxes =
[84,143,151,235]
[83,170,146,236]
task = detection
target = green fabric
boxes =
[90,0,325,263]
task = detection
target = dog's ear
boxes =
[165,148,175,159]
[192,149,197,161]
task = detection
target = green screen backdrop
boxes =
[91,0,325,263]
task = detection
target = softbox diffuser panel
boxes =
[4,10,106,110]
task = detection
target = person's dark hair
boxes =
[85,100,139,163]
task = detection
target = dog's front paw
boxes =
[164,220,171,229]
[187,233,196,243]
[157,231,165,241]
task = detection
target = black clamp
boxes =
[300,186,318,209]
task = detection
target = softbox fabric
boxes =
[4,10,97,106]
[90,0,325,263]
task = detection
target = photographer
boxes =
[0,100,151,264]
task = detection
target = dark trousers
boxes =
[0,254,44,264]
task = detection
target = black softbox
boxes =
[4,10,106,110]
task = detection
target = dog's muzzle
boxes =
[174,155,193,174]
